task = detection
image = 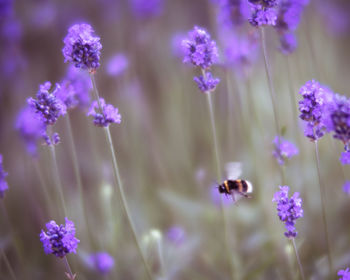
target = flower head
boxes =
[39,217,80,258]
[338,267,350,280]
[57,66,92,109]
[343,181,350,195]
[273,136,298,165]
[15,106,46,156]
[217,0,250,28]
[298,80,333,141]
[88,252,115,275]
[181,26,219,69]
[279,32,297,55]
[194,72,220,93]
[62,23,102,71]
[272,186,303,238]
[106,53,129,77]
[27,82,67,126]
[87,98,121,127]
[0,154,9,198]
[248,0,279,27]
[166,226,186,246]
[340,151,350,165]
[323,94,350,148]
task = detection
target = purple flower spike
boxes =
[279,32,297,55]
[106,53,129,77]
[248,0,279,27]
[272,186,303,238]
[63,23,102,71]
[57,65,92,109]
[15,106,46,156]
[194,72,220,93]
[340,151,350,165]
[298,80,334,141]
[181,26,219,69]
[40,217,80,258]
[323,94,350,147]
[338,267,350,280]
[89,252,115,275]
[0,154,9,198]
[27,82,67,126]
[87,98,121,127]
[166,226,186,246]
[273,136,298,165]
[343,181,350,195]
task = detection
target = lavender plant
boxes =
[88,252,115,275]
[272,136,299,165]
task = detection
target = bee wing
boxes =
[225,162,242,180]
[231,190,246,204]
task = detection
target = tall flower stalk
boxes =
[62,23,153,279]
[181,25,236,279]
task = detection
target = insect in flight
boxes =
[217,162,253,203]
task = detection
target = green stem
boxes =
[90,73,154,280]
[204,73,235,280]
[64,256,75,279]
[1,249,17,280]
[49,144,68,218]
[291,238,305,280]
[314,141,333,274]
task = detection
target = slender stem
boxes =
[65,115,93,244]
[291,238,305,280]
[156,236,166,279]
[204,77,235,279]
[33,158,51,209]
[89,73,153,280]
[1,249,17,280]
[49,145,68,218]
[260,27,280,137]
[104,127,153,280]
[64,256,75,279]
[314,141,333,273]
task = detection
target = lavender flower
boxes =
[27,82,67,126]
[338,268,350,280]
[88,252,115,275]
[194,72,220,93]
[0,154,9,198]
[181,26,219,69]
[62,23,102,71]
[343,181,350,195]
[15,106,46,156]
[340,151,350,165]
[87,98,122,127]
[217,0,250,28]
[273,136,298,165]
[298,80,333,141]
[40,218,79,258]
[272,186,303,238]
[44,132,60,146]
[166,226,186,245]
[57,66,92,109]
[279,32,297,55]
[323,94,350,147]
[106,53,129,77]
[248,0,279,27]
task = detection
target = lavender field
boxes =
[1,0,350,279]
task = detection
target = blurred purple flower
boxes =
[57,66,92,109]
[62,23,102,71]
[338,267,350,280]
[106,53,129,77]
[166,226,186,245]
[0,0,13,19]
[273,136,298,165]
[194,72,220,93]
[27,82,67,126]
[217,0,250,28]
[340,151,350,165]
[318,2,350,37]
[298,80,334,141]
[0,154,9,198]
[210,184,232,207]
[43,132,60,146]
[130,0,163,19]
[88,252,114,275]
[343,181,350,195]
[273,186,303,238]
[87,98,121,127]
[15,106,46,156]
[279,32,297,55]
[40,217,80,258]
[181,26,219,69]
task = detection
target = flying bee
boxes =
[217,162,253,203]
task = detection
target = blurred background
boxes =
[1,0,350,279]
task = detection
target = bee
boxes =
[217,162,253,203]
